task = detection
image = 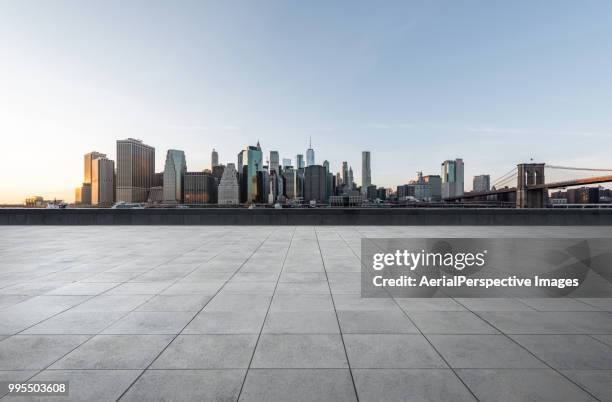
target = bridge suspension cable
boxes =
[491,167,517,188]
[546,165,612,172]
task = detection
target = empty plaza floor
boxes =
[0,226,611,402]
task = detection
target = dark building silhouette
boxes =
[304,165,328,203]
[183,172,217,204]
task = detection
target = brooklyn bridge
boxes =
[445,163,612,208]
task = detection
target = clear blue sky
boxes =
[1,0,611,202]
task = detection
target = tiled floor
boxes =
[0,226,611,401]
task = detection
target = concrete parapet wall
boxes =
[1,208,612,225]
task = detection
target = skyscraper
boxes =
[282,158,291,169]
[91,156,115,206]
[218,163,239,205]
[82,151,106,204]
[211,148,219,169]
[296,154,305,169]
[362,151,371,193]
[342,162,349,189]
[323,160,330,171]
[183,171,217,204]
[441,158,464,199]
[116,138,155,202]
[163,149,187,204]
[304,165,328,203]
[269,151,280,173]
[239,142,263,203]
[306,137,315,166]
[473,175,491,192]
[348,166,354,190]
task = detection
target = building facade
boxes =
[269,151,280,173]
[218,163,239,205]
[116,138,155,202]
[183,172,217,204]
[163,149,187,204]
[211,148,219,169]
[239,143,263,203]
[441,158,464,199]
[91,157,115,206]
[306,138,315,166]
[473,174,491,193]
[362,151,371,193]
[304,165,328,204]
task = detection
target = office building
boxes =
[473,174,491,193]
[82,152,106,204]
[296,154,305,169]
[441,158,464,199]
[362,151,371,193]
[183,172,217,204]
[282,158,291,169]
[304,165,328,204]
[306,138,315,166]
[283,167,301,199]
[424,175,442,201]
[211,148,219,169]
[239,142,263,203]
[218,163,239,205]
[116,138,155,202]
[365,185,377,201]
[348,166,354,190]
[342,162,349,189]
[163,149,187,204]
[270,151,280,173]
[91,157,115,206]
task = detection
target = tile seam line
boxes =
[316,227,360,402]
[236,226,297,400]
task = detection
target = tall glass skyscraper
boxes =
[163,149,187,204]
[362,151,371,193]
[269,151,280,173]
[211,148,219,169]
[239,142,263,203]
[296,154,305,169]
[306,137,315,166]
[441,158,464,198]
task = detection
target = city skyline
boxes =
[2,1,612,203]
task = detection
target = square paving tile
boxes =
[51,335,173,369]
[427,334,546,368]
[183,310,267,334]
[102,312,195,334]
[120,369,245,401]
[23,311,125,334]
[70,295,152,312]
[136,294,212,312]
[240,369,356,402]
[408,311,499,334]
[456,369,596,402]
[0,335,89,370]
[353,369,476,402]
[511,335,612,369]
[344,334,447,368]
[251,334,348,368]
[13,369,143,402]
[262,311,340,334]
[152,334,257,369]
[337,310,419,334]
[560,370,612,402]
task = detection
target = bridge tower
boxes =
[516,163,546,208]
